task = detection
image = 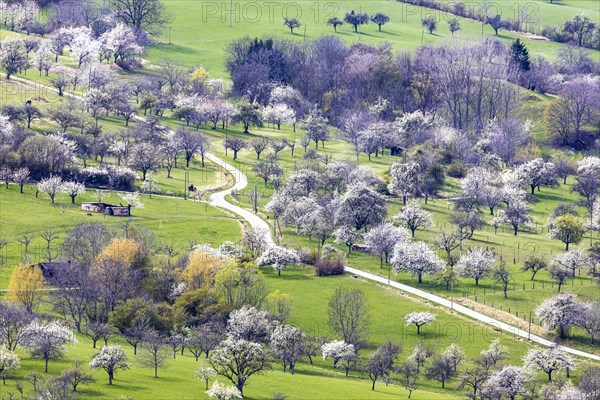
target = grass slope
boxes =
[147,0,600,75]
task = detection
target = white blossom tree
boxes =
[321,340,356,370]
[444,343,465,372]
[23,320,76,372]
[491,199,533,236]
[118,192,144,210]
[100,23,143,63]
[363,222,409,267]
[37,176,63,204]
[388,162,421,205]
[522,346,576,382]
[572,156,600,246]
[256,245,301,276]
[552,250,590,278]
[404,312,436,335]
[481,366,532,400]
[33,42,54,76]
[263,103,296,130]
[60,181,86,204]
[394,200,434,238]
[391,241,445,283]
[270,324,305,374]
[227,306,273,343]
[0,114,13,144]
[549,257,574,293]
[69,28,100,68]
[332,225,362,254]
[479,338,509,370]
[536,292,587,339]
[515,158,558,195]
[335,184,387,231]
[209,337,271,397]
[0,344,20,384]
[12,167,30,193]
[196,364,216,390]
[206,381,242,400]
[89,345,129,385]
[456,248,496,286]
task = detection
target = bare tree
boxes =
[328,287,370,350]
[39,227,59,262]
[139,330,169,378]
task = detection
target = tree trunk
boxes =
[108,371,113,385]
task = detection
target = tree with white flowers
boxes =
[335,184,387,232]
[270,324,305,374]
[572,157,600,246]
[37,176,63,204]
[333,225,362,254]
[12,167,30,194]
[69,28,101,68]
[404,312,436,336]
[227,306,273,343]
[321,340,355,371]
[206,381,242,400]
[0,39,28,79]
[444,343,465,372]
[491,198,533,236]
[516,158,558,195]
[100,23,143,63]
[0,344,20,384]
[118,192,144,209]
[552,250,590,278]
[479,338,509,370]
[89,345,129,385]
[481,366,532,400]
[548,257,574,293]
[394,200,434,238]
[364,222,409,268]
[209,337,271,397]
[536,292,587,339]
[0,114,13,144]
[456,248,495,286]
[523,346,576,382]
[23,320,76,372]
[256,245,301,276]
[33,42,54,76]
[60,181,86,204]
[263,103,296,130]
[196,364,216,390]
[391,241,445,284]
[388,162,421,205]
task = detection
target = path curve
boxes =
[205,154,274,245]
[12,76,598,361]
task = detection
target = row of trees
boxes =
[397,0,600,50]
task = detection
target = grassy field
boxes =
[146,0,600,75]
[436,0,600,26]
[0,184,242,287]
[153,114,600,352]
[3,264,591,400]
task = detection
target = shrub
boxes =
[315,253,344,276]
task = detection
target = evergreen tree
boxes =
[510,39,530,72]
